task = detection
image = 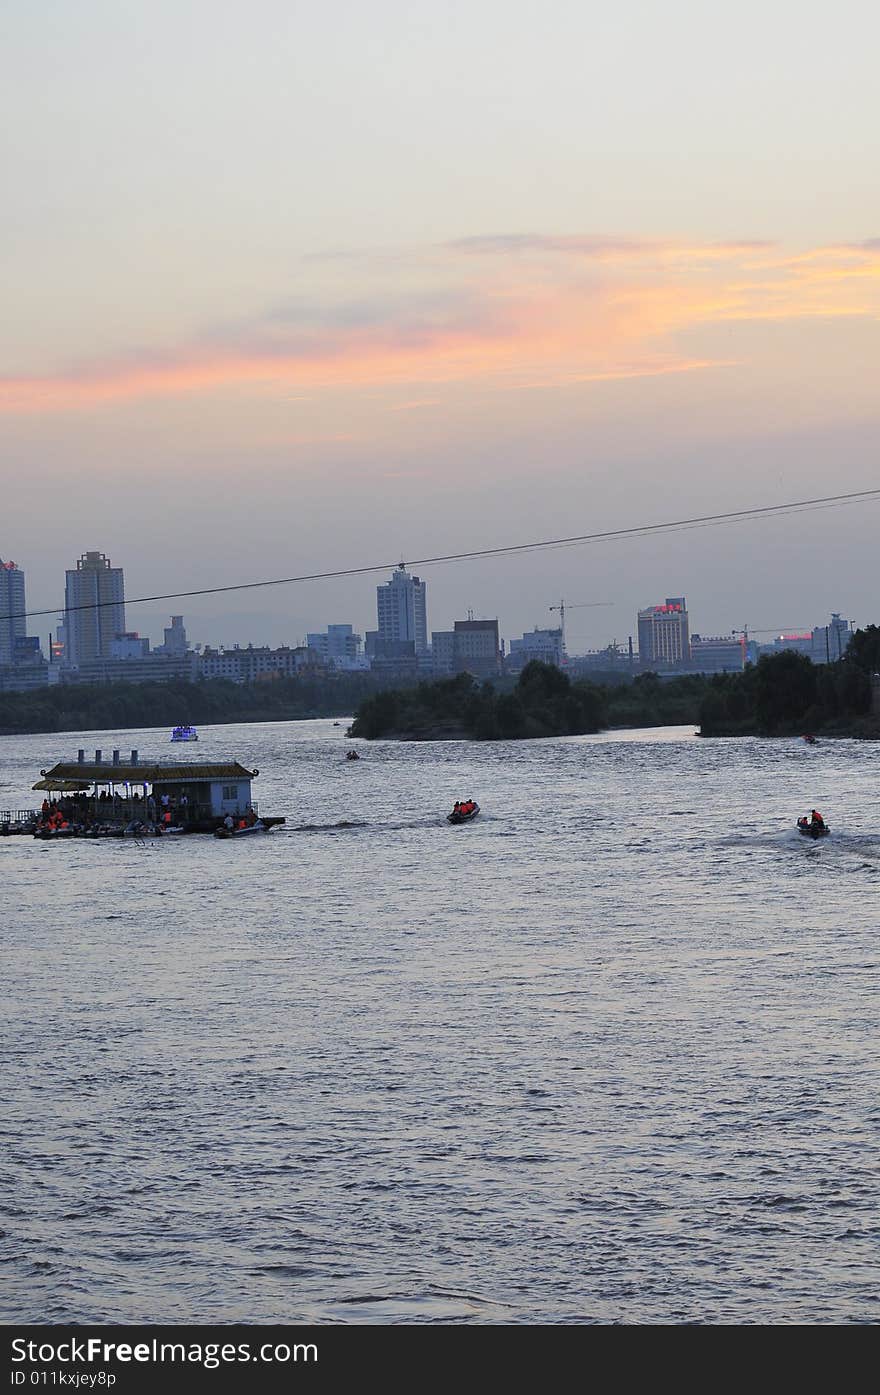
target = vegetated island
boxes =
[348,630,880,742]
[349,661,706,740]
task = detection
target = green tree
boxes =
[754,652,817,732]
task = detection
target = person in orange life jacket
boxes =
[810,809,825,828]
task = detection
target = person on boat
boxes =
[224,813,234,830]
[810,809,825,829]
[452,801,461,815]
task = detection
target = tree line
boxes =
[350,626,880,741]
[1,625,877,739]
[0,672,381,736]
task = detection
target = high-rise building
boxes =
[64,551,125,665]
[637,597,690,671]
[376,564,428,655]
[0,559,26,666]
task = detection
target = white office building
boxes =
[376,565,428,655]
[507,627,565,670]
[306,623,367,670]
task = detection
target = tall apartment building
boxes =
[376,564,428,656]
[637,597,690,671]
[64,551,125,665]
[0,559,26,666]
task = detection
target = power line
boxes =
[2,485,879,626]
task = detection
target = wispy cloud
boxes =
[1,235,878,415]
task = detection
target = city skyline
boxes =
[2,1,879,652]
[0,546,861,672]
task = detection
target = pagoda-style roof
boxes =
[40,761,258,784]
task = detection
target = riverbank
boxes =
[0,673,380,736]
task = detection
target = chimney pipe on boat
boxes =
[95,749,102,763]
[130,749,138,764]
[112,750,120,765]
[77,749,85,764]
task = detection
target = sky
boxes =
[2,0,879,654]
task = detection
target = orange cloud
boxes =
[1,237,878,414]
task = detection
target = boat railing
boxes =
[1,809,38,826]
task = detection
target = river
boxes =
[2,720,878,1323]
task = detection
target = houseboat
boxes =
[32,748,284,838]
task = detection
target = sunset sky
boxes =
[3,0,879,652]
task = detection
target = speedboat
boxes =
[171,725,198,742]
[447,802,479,824]
[797,817,829,838]
[214,820,268,838]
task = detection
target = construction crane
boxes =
[549,599,613,651]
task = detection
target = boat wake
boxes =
[291,819,369,833]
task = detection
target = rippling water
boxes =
[2,720,879,1324]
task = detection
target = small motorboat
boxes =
[802,734,818,745]
[447,801,479,825]
[346,750,360,761]
[797,816,829,838]
[171,725,198,742]
[214,819,268,839]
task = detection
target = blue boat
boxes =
[170,725,198,742]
